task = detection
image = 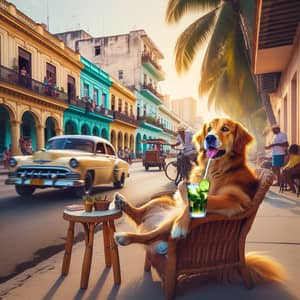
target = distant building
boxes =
[171,97,197,129]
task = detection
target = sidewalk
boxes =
[0,188,300,299]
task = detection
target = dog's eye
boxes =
[221,126,229,132]
[207,126,212,132]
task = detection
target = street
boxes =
[0,162,174,283]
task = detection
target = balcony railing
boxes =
[142,83,162,99]
[142,53,163,72]
[163,127,177,137]
[138,116,164,129]
[0,65,68,103]
[113,111,139,126]
[74,97,114,118]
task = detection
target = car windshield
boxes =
[45,138,95,153]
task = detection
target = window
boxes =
[143,74,147,85]
[93,89,99,103]
[118,98,122,112]
[67,75,75,103]
[118,70,124,80]
[130,105,133,116]
[46,62,56,85]
[83,84,89,97]
[96,143,105,153]
[105,144,115,156]
[111,94,115,110]
[125,102,128,115]
[94,46,101,56]
[102,93,106,107]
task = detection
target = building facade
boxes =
[253,0,300,145]
[63,56,113,139]
[56,29,178,155]
[110,77,138,155]
[0,1,82,155]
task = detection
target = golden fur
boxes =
[112,118,286,283]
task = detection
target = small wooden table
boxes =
[61,208,122,289]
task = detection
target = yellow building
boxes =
[0,1,83,155]
[109,77,138,155]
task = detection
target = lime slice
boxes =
[199,179,210,191]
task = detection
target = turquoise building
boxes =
[64,57,113,138]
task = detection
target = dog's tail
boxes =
[245,252,287,284]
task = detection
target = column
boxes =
[36,124,45,150]
[10,120,21,155]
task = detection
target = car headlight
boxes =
[69,158,79,168]
[9,157,17,167]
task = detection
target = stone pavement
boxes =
[0,177,300,299]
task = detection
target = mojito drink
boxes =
[187,179,210,218]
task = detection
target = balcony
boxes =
[113,111,139,126]
[140,83,163,105]
[74,97,114,119]
[163,127,177,137]
[138,116,164,131]
[0,65,68,103]
[141,52,165,81]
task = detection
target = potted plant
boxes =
[94,195,110,211]
[83,195,94,212]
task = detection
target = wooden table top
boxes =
[63,208,122,222]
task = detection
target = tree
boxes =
[166,0,269,148]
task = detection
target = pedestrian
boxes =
[170,124,197,179]
[265,124,289,186]
[2,146,9,169]
[280,144,300,193]
[118,147,125,160]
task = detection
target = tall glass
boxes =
[187,179,210,218]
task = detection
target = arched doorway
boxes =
[0,105,11,153]
[81,124,90,135]
[124,133,128,148]
[21,111,37,151]
[45,117,56,144]
[129,134,135,158]
[92,126,99,136]
[101,128,108,139]
[110,130,116,149]
[65,120,78,134]
[117,131,123,151]
[142,134,147,153]
[135,133,141,158]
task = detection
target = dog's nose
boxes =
[205,134,217,146]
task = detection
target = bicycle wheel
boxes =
[165,160,179,182]
[174,163,183,186]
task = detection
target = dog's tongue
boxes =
[206,148,219,158]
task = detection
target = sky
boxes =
[9,0,223,120]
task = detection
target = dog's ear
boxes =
[233,122,253,153]
[193,122,207,151]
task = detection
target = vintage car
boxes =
[5,135,129,197]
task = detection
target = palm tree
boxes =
[166,0,269,147]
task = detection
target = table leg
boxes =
[102,221,111,267]
[80,222,95,289]
[109,220,121,284]
[61,221,75,276]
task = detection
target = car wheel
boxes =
[75,172,93,197]
[145,165,149,171]
[114,173,125,189]
[15,185,35,197]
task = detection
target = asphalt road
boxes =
[0,162,174,283]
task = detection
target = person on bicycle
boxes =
[170,124,197,178]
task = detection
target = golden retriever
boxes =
[112,118,285,282]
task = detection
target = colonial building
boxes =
[63,56,113,139]
[56,29,177,155]
[253,0,300,145]
[110,77,138,155]
[0,1,82,155]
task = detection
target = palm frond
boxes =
[200,2,236,94]
[165,0,221,24]
[174,8,219,73]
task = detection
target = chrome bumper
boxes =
[5,177,85,188]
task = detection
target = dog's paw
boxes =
[171,223,187,239]
[112,192,127,210]
[114,232,131,246]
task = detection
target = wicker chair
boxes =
[144,168,274,300]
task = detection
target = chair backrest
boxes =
[169,168,274,275]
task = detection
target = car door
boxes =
[104,143,118,182]
[94,142,112,184]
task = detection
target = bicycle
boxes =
[165,148,190,185]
